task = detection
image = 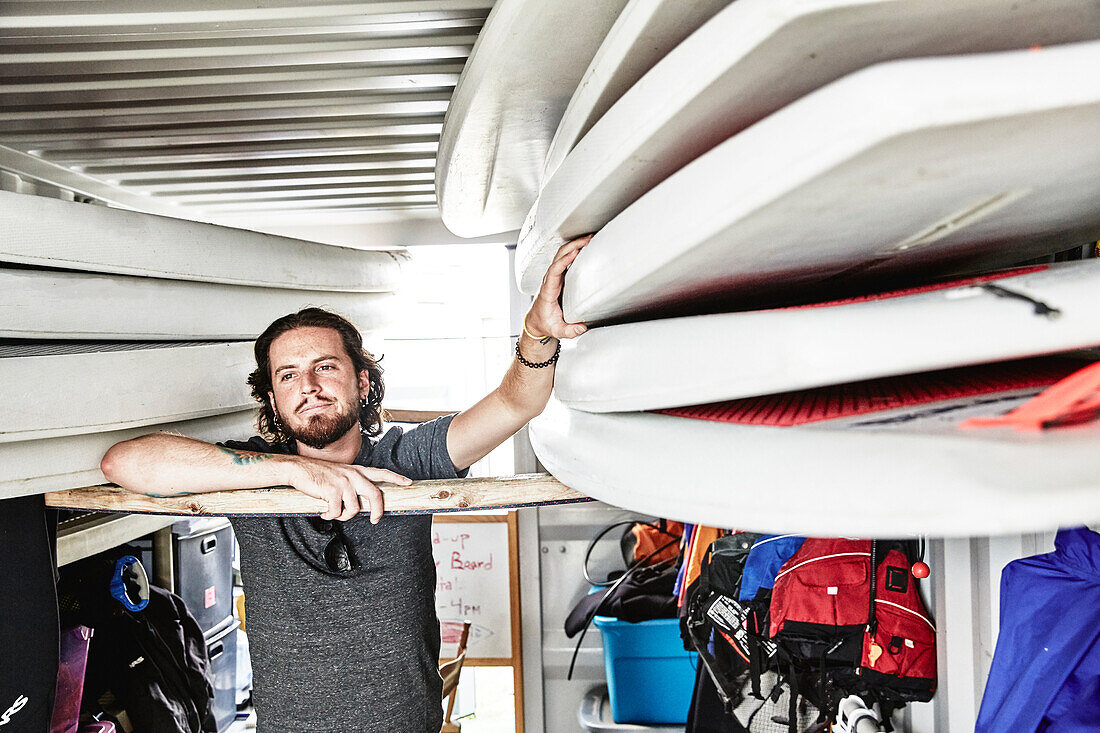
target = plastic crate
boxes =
[593,615,697,725]
[173,518,235,636]
[206,619,239,732]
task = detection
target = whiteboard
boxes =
[432,516,518,662]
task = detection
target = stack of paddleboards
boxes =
[439,0,1100,535]
[0,191,405,498]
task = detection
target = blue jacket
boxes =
[739,534,805,602]
[975,527,1100,732]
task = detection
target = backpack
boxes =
[59,551,216,733]
[768,538,936,730]
[85,585,217,733]
[683,533,823,731]
[681,533,765,706]
[738,535,806,701]
[684,535,935,732]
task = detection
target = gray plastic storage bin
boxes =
[207,619,239,732]
[578,685,684,732]
[173,518,235,636]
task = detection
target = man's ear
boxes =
[267,392,276,411]
[358,370,371,399]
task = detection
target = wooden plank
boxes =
[434,514,507,523]
[508,510,525,733]
[384,408,456,423]
[44,473,590,516]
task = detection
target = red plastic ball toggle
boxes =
[911,561,930,579]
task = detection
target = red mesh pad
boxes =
[773,265,1047,312]
[658,357,1085,427]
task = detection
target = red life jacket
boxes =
[766,538,936,725]
[861,547,936,692]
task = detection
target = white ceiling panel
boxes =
[0,0,497,239]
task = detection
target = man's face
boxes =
[266,326,368,449]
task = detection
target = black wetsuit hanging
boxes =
[0,495,59,733]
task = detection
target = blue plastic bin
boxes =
[593,615,698,725]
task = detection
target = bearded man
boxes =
[100,238,589,732]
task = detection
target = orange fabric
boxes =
[629,521,684,565]
[236,593,246,632]
[679,526,721,608]
[960,360,1100,430]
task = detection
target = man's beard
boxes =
[279,400,360,449]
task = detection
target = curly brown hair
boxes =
[247,308,385,442]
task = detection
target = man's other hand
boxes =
[523,235,592,340]
[290,460,411,523]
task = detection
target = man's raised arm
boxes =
[100,434,409,522]
[446,236,591,470]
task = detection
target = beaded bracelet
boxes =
[515,339,561,369]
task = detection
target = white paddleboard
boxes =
[532,364,1100,537]
[0,410,257,500]
[435,0,629,238]
[0,342,254,443]
[556,262,1100,412]
[558,41,1100,324]
[540,0,731,181]
[516,0,1100,294]
[0,268,397,340]
[0,190,406,291]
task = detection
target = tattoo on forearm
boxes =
[217,445,275,466]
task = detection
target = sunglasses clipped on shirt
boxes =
[308,517,359,574]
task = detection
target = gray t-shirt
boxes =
[222,415,467,732]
